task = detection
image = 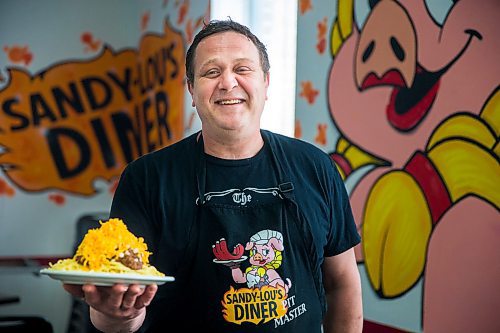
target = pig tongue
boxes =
[361,69,407,90]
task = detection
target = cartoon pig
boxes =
[327,0,499,332]
[231,230,291,293]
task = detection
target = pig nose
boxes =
[254,253,263,261]
[218,71,238,91]
[355,0,417,88]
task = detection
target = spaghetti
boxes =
[47,218,164,276]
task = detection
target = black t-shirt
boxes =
[110,130,360,332]
[203,142,282,207]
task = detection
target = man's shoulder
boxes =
[128,132,198,169]
[263,130,330,161]
[154,132,198,156]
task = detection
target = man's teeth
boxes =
[218,99,242,105]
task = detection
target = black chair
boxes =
[66,213,107,333]
[0,316,53,332]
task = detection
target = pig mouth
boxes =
[386,65,442,132]
[361,29,482,132]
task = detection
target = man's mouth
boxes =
[216,99,244,105]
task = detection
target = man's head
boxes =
[186,19,270,85]
[186,19,271,141]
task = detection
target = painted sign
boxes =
[1,21,185,195]
[0,0,209,259]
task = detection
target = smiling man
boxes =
[63,20,363,333]
[187,28,269,159]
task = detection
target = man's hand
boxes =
[63,283,157,332]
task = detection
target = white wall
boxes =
[210,0,297,137]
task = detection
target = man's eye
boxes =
[204,69,219,77]
[236,67,252,73]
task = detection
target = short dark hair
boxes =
[185,19,270,85]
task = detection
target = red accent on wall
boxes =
[364,320,410,333]
[404,151,452,223]
[330,152,353,177]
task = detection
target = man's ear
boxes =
[187,81,195,107]
[265,72,270,100]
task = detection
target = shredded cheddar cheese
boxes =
[74,218,150,271]
[48,218,164,276]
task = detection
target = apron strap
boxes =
[263,130,297,202]
[196,130,297,205]
[278,181,295,201]
[195,132,207,205]
[263,131,327,316]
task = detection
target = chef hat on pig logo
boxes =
[250,230,283,245]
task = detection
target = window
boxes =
[210,0,297,136]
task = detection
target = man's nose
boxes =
[218,71,238,91]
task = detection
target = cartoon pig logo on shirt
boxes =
[212,230,292,326]
[213,229,292,292]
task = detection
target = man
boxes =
[64,20,363,332]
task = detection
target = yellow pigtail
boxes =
[427,113,497,152]
[427,89,500,208]
[429,136,500,207]
[363,171,432,297]
[266,250,283,270]
[332,136,388,179]
[362,89,500,298]
[330,0,354,56]
[479,88,500,158]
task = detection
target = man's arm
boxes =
[322,248,363,333]
[90,306,146,333]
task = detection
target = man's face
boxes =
[188,31,269,136]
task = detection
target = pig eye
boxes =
[262,249,269,256]
[424,0,456,26]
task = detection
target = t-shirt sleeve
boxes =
[109,162,158,251]
[324,158,361,257]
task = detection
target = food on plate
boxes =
[212,238,244,261]
[47,218,164,276]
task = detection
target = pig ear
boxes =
[245,242,254,250]
[269,238,284,251]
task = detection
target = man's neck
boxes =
[201,129,264,160]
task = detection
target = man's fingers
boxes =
[82,284,101,305]
[135,284,158,309]
[121,284,143,310]
[62,283,84,298]
[107,284,128,308]
[66,283,156,316]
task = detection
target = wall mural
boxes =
[296,0,499,332]
[0,0,209,257]
[1,22,185,195]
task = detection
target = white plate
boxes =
[213,256,248,264]
[39,268,175,286]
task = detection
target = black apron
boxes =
[157,132,326,332]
